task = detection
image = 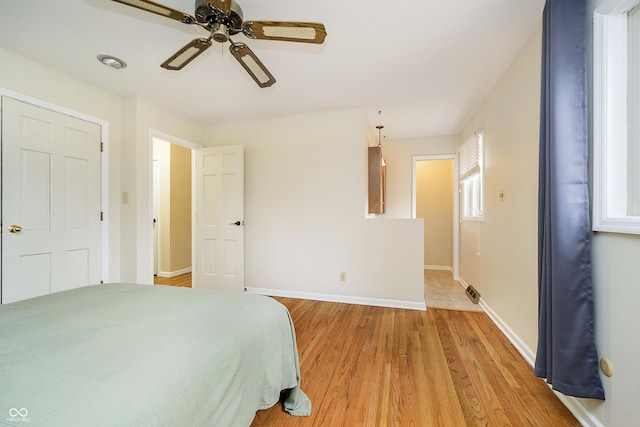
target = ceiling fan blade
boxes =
[242,21,327,44]
[111,0,196,24]
[161,38,212,70]
[229,42,276,88]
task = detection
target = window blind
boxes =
[459,131,483,181]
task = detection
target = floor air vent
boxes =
[465,285,481,304]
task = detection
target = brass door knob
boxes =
[8,225,23,233]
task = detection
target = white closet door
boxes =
[1,97,102,303]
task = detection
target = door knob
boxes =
[8,225,23,233]
[229,221,243,226]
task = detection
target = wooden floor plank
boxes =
[421,310,467,427]
[251,299,581,427]
[153,273,192,287]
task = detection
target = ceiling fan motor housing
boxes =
[195,0,243,32]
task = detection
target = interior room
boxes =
[0,1,638,426]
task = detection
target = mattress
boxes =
[0,283,310,426]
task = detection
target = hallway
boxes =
[424,269,483,311]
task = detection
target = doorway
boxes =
[148,133,245,292]
[152,136,193,281]
[415,158,454,270]
[413,155,466,309]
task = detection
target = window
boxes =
[593,0,640,234]
[459,131,484,221]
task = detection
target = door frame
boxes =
[152,158,160,276]
[0,87,110,287]
[148,129,201,282]
[412,154,460,281]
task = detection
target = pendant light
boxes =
[376,125,386,166]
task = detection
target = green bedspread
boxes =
[0,283,310,426]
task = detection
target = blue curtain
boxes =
[535,0,605,400]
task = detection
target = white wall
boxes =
[582,1,640,425]
[0,47,123,282]
[120,96,203,283]
[0,48,206,285]
[204,108,425,306]
[0,47,423,307]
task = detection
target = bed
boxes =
[0,283,310,426]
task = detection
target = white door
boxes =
[194,145,244,291]
[1,97,102,304]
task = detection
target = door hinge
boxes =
[100,211,104,221]
[100,142,104,152]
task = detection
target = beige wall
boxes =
[169,143,192,271]
[154,139,172,274]
[416,160,454,268]
[382,136,458,219]
[458,26,541,352]
[154,140,192,276]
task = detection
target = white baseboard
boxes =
[479,299,536,365]
[156,267,191,278]
[424,265,453,272]
[458,277,603,427]
[552,393,605,427]
[245,287,427,311]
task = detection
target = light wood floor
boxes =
[153,273,192,287]
[252,298,580,426]
[154,272,579,426]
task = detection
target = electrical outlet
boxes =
[339,272,346,282]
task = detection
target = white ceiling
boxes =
[0,0,544,140]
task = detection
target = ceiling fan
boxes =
[111,0,327,88]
